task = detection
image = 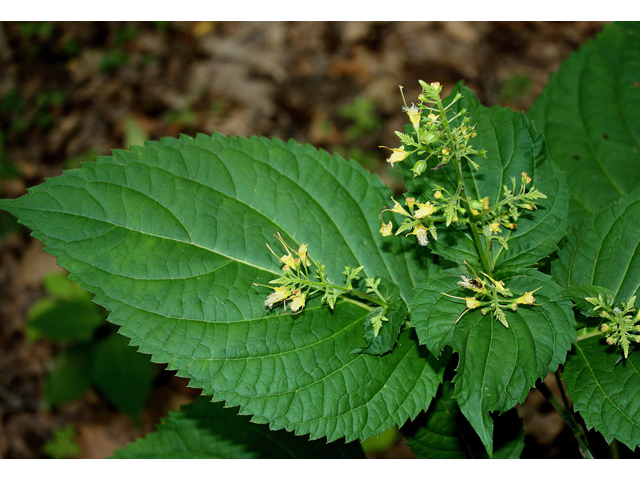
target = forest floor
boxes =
[0,21,606,458]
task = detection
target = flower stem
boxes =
[435,96,493,274]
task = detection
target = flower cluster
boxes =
[442,263,542,328]
[256,232,312,313]
[586,294,640,358]
[379,81,486,174]
[255,233,389,336]
[379,196,439,246]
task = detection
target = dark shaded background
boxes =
[0,21,606,458]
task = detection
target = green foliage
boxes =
[410,269,575,455]
[27,274,156,417]
[3,21,640,459]
[529,22,640,225]
[0,134,443,443]
[42,425,81,459]
[404,381,525,459]
[113,396,365,459]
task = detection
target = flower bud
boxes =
[412,160,427,177]
[601,323,610,332]
[424,131,439,145]
[469,200,484,211]
[434,190,443,199]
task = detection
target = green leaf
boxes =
[404,380,525,459]
[43,425,81,459]
[563,335,640,450]
[529,22,640,225]
[562,284,617,317]
[112,396,365,458]
[44,342,93,407]
[351,283,407,356]
[28,298,104,342]
[410,268,575,455]
[554,189,640,449]
[553,186,640,303]
[0,133,443,442]
[90,334,156,419]
[403,85,569,270]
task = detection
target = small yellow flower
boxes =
[289,290,306,313]
[405,197,417,210]
[297,243,311,267]
[265,287,292,308]
[489,222,501,234]
[413,201,437,219]
[466,297,481,309]
[434,190,443,199]
[480,197,489,210]
[403,104,422,130]
[280,253,297,271]
[504,222,517,230]
[383,197,409,216]
[379,145,408,167]
[380,221,393,236]
[522,172,532,184]
[515,287,543,305]
[441,147,451,156]
[409,224,429,246]
[427,113,439,123]
[458,275,487,294]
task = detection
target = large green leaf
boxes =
[529,22,640,225]
[410,268,575,455]
[554,188,640,450]
[553,186,640,302]
[90,333,156,419]
[400,85,568,270]
[563,336,640,450]
[112,396,365,458]
[0,133,443,442]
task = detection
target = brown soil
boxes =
[0,21,606,458]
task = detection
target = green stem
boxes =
[300,279,387,307]
[553,369,572,412]
[435,96,493,274]
[536,380,595,459]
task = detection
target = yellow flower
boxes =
[413,201,437,219]
[466,297,481,309]
[441,147,451,156]
[433,190,443,199]
[380,221,393,236]
[458,275,487,295]
[405,197,417,210]
[279,253,297,271]
[265,287,292,308]
[403,104,422,130]
[480,197,489,210]
[515,287,542,305]
[409,224,429,246]
[297,243,311,267]
[289,290,306,313]
[489,222,501,234]
[379,145,408,167]
[382,197,409,216]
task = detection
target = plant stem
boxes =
[553,369,572,412]
[435,96,493,274]
[536,380,595,459]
